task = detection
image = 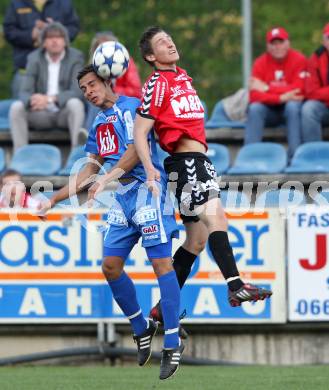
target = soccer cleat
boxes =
[149,302,188,339]
[159,342,185,380]
[229,283,273,307]
[133,319,158,366]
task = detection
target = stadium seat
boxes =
[206,143,230,174]
[227,142,287,174]
[312,189,329,206]
[0,99,14,131]
[59,146,87,176]
[205,100,245,129]
[220,189,250,208]
[254,188,306,208]
[285,142,329,173]
[10,144,61,176]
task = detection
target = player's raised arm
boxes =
[87,143,140,202]
[38,153,103,215]
[134,114,161,184]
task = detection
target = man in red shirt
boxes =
[301,23,329,142]
[134,26,272,334]
[245,27,307,158]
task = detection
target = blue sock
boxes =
[158,270,180,349]
[108,272,148,336]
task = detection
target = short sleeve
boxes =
[84,122,98,154]
[137,73,166,120]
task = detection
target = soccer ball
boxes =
[92,41,130,80]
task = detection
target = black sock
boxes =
[173,246,197,288]
[208,231,244,291]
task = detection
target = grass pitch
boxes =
[0,365,328,390]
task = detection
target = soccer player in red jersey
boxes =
[134,26,272,326]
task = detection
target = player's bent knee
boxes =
[102,258,124,280]
[146,241,174,277]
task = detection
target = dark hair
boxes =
[77,64,97,83]
[139,26,164,66]
[40,21,69,47]
[0,169,21,185]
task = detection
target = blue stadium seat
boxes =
[255,188,306,208]
[0,147,5,172]
[227,143,287,174]
[59,146,87,176]
[285,142,329,173]
[205,100,245,129]
[10,144,61,175]
[220,189,250,208]
[206,143,230,174]
[313,190,329,206]
[0,99,14,131]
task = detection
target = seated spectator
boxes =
[84,31,142,131]
[3,0,80,98]
[0,169,40,209]
[301,23,329,142]
[9,22,85,152]
[244,27,307,159]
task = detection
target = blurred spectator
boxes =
[244,27,307,159]
[84,31,142,131]
[9,22,85,152]
[0,169,40,209]
[3,0,80,98]
[221,88,248,122]
[301,23,329,142]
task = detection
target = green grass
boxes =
[0,365,328,390]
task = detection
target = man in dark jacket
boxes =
[301,23,329,142]
[9,22,85,151]
[3,0,79,97]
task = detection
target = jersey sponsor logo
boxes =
[142,224,159,235]
[106,114,118,123]
[143,234,159,241]
[133,207,157,225]
[107,208,128,226]
[204,160,217,178]
[155,81,166,107]
[174,73,189,82]
[171,94,204,117]
[96,123,119,157]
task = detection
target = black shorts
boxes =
[164,152,220,223]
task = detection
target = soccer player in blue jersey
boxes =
[41,64,183,380]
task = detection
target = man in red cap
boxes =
[301,23,329,142]
[245,27,307,159]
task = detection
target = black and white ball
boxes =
[92,41,130,80]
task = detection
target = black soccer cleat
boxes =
[229,283,273,307]
[159,342,185,380]
[149,301,188,340]
[133,319,158,366]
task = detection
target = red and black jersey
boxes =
[137,66,207,153]
[249,48,307,105]
[305,46,329,106]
